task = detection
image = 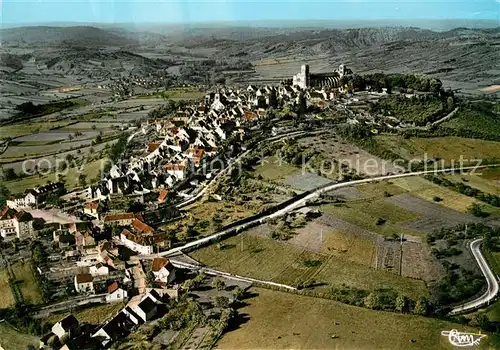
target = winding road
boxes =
[140,164,500,261]
[450,238,499,315]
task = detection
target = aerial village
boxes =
[0,64,452,349]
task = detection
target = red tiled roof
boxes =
[104,213,143,222]
[108,281,119,294]
[148,143,161,153]
[164,163,186,171]
[121,229,152,246]
[85,201,99,210]
[152,258,171,272]
[244,111,257,120]
[131,219,153,234]
[158,189,168,203]
[75,274,93,284]
[0,205,17,220]
[14,210,32,222]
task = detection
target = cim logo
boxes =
[441,329,487,347]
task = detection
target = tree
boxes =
[447,96,454,110]
[470,313,490,330]
[214,295,230,308]
[363,292,381,310]
[395,295,408,313]
[413,296,430,316]
[78,173,87,187]
[469,203,490,218]
[232,287,244,301]
[0,184,10,206]
[3,168,18,181]
[212,278,226,291]
[60,333,69,345]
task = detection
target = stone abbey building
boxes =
[283,64,353,89]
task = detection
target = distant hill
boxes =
[0,26,138,47]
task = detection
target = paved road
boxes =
[431,107,459,126]
[169,258,297,291]
[450,238,499,314]
[138,164,500,259]
[33,294,107,318]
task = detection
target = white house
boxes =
[51,314,79,340]
[131,295,157,323]
[0,206,34,239]
[89,263,110,277]
[106,282,128,303]
[92,312,133,346]
[74,273,95,294]
[121,307,141,325]
[151,258,176,284]
[119,229,153,255]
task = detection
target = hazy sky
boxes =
[2,0,500,24]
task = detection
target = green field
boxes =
[373,135,500,164]
[253,156,301,181]
[44,302,125,326]
[0,269,15,308]
[441,104,500,141]
[136,88,205,100]
[392,176,500,216]
[319,229,376,266]
[11,262,43,305]
[0,322,39,350]
[320,199,423,238]
[0,261,43,308]
[0,121,72,139]
[481,167,500,181]
[191,233,427,299]
[355,181,407,198]
[4,158,108,194]
[447,173,500,196]
[217,288,490,350]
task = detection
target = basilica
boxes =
[284,64,353,89]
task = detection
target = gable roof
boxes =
[158,189,168,203]
[131,219,153,234]
[0,205,18,220]
[137,296,157,314]
[57,314,79,331]
[104,213,143,223]
[151,257,173,272]
[75,273,93,284]
[85,201,100,210]
[148,143,162,153]
[15,210,33,222]
[99,312,132,340]
[107,281,119,294]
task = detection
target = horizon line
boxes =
[2,18,499,28]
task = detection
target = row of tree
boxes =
[340,73,444,94]
[424,175,500,207]
[328,286,433,316]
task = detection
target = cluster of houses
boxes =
[7,181,65,208]
[39,286,177,349]
[87,80,340,205]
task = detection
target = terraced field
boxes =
[190,232,427,298]
[373,135,500,164]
